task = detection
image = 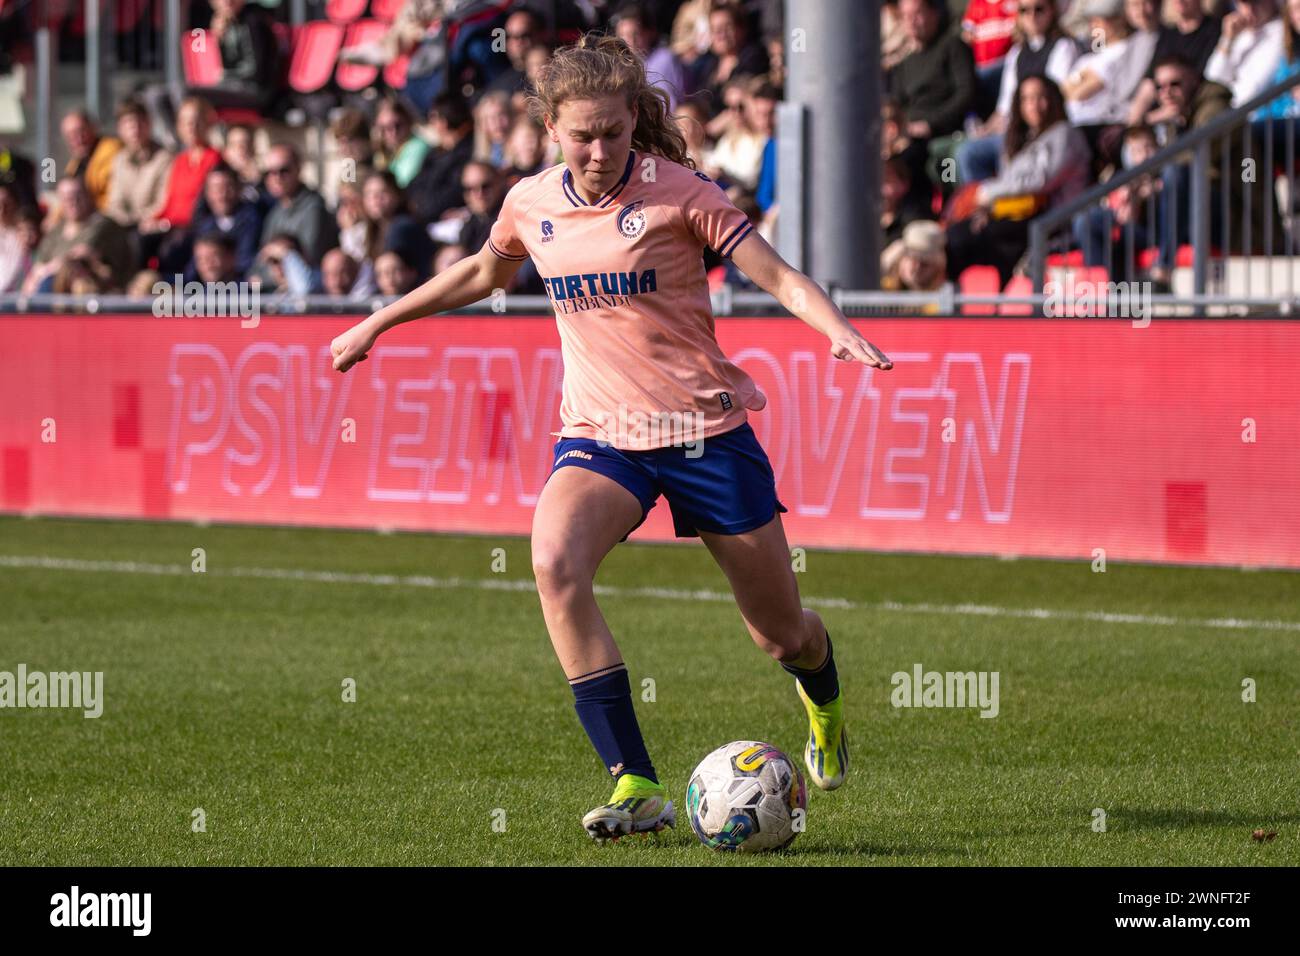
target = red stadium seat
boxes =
[1046,250,1084,268]
[289,21,345,94]
[326,0,369,24]
[384,52,411,90]
[1136,245,1211,270]
[181,34,224,87]
[337,20,389,92]
[371,0,404,23]
[999,275,1034,315]
[958,265,1000,315]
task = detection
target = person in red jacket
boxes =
[138,97,222,274]
[963,0,1020,117]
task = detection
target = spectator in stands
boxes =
[881,220,949,291]
[1126,0,1223,126]
[0,144,38,210]
[705,77,777,192]
[962,1,1021,118]
[253,233,319,295]
[889,0,977,187]
[882,154,937,247]
[373,96,430,190]
[139,96,222,272]
[321,248,363,298]
[1072,123,1161,275]
[332,108,376,178]
[204,0,279,115]
[504,116,551,181]
[407,92,475,224]
[0,180,30,292]
[192,232,243,285]
[486,7,544,98]
[186,165,262,280]
[520,43,554,111]
[673,100,712,170]
[958,0,1083,183]
[144,0,279,146]
[351,169,434,291]
[670,0,713,70]
[341,0,440,66]
[258,145,336,268]
[1061,0,1158,167]
[946,74,1092,285]
[450,160,504,256]
[474,91,514,167]
[104,98,173,230]
[374,249,419,296]
[220,123,266,208]
[881,99,912,160]
[1259,0,1300,118]
[883,0,918,70]
[1205,0,1286,108]
[1142,52,1237,285]
[1145,51,1233,145]
[23,177,133,293]
[614,4,692,110]
[693,1,769,117]
[60,109,121,212]
[336,175,368,250]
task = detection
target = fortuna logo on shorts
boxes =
[616,200,647,240]
[542,268,657,314]
[556,449,594,464]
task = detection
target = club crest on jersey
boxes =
[541,219,555,243]
[616,200,647,240]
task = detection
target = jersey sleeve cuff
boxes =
[488,238,529,261]
[715,221,754,259]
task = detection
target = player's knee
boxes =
[531,544,590,598]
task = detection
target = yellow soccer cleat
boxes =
[796,680,849,790]
[582,773,675,842]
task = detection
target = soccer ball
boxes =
[686,740,807,852]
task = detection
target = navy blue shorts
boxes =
[548,422,788,540]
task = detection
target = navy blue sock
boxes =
[570,666,658,784]
[782,631,840,706]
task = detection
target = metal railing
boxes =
[2,288,1298,319]
[1028,69,1300,298]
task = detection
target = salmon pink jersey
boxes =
[487,150,766,450]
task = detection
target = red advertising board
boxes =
[2,314,1297,568]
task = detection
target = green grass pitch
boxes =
[1,515,1296,866]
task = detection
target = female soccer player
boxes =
[331,35,893,842]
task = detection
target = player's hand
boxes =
[331,317,380,373]
[829,329,892,369]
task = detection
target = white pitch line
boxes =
[1,553,1297,634]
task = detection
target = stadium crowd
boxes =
[881,0,1300,293]
[0,0,784,297]
[0,0,1297,299]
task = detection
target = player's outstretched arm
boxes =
[730,231,893,370]
[331,244,525,372]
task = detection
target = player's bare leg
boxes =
[700,514,848,790]
[531,466,674,838]
[531,465,641,679]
